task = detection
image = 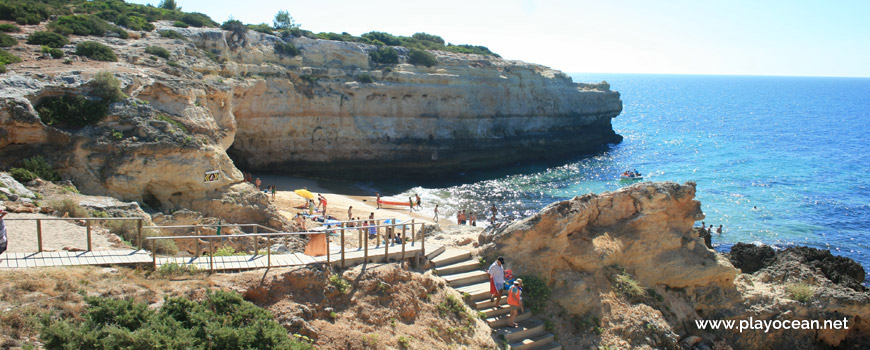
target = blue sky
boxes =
[130,0,870,77]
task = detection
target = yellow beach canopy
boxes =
[294,189,315,200]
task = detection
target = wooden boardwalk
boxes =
[0,250,152,268]
[0,243,446,272]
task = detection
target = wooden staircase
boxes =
[431,248,561,350]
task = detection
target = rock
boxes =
[0,173,35,199]
[0,187,19,201]
[729,242,776,274]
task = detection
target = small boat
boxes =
[620,175,643,181]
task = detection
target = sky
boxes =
[129,0,870,77]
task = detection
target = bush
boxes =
[273,41,299,57]
[0,62,5,73]
[180,12,217,28]
[88,72,125,103]
[0,1,51,24]
[411,32,445,45]
[9,167,36,183]
[21,155,60,181]
[171,21,188,28]
[26,31,68,48]
[787,283,815,303]
[75,41,117,62]
[36,95,107,128]
[369,46,398,64]
[0,48,19,65]
[41,290,312,350]
[517,274,551,314]
[41,46,63,59]
[156,262,198,276]
[362,31,401,46]
[614,273,646,301]
[408,49,437,67]
[144,45,170,59]
[247,23,272,35]
[117,15,154,32]
[356,73,373,84]
[221,19,246,34]
[436,294,467,318]
[0,33,16,47]
[49,198,88,218]
[329,274,350,294]
[158,29,186,40]
[0,23,20,32]
[48,14,114,37]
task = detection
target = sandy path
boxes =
[2,213,121,252]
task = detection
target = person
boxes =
[433,204,439,222]
[415,194,422,210]
[716,225,723,235]
[368,212,377,238]
[0,207,7,254]
[308,199,315,216]
[490,205,498,225]
[458,210,466,225]
[634,169,642,176]
[470,212,476,227]
[254,178,261,191]
[507,279,524,327]
[271,185,276,201]
[376,192,382,209]
[488,257,506,307]
[699,221,706,233]
[294,213,306,231]
[320,195,328,217]
[347,206,353,221]
[708,225,714,234]
[408,197,414,212]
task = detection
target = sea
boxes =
[324,73,870,283]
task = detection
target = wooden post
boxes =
[36,219,43,253]
[86,219,92,251]
[402,222,407,262]
[137,219,143,249]
[376,219,381,248]
[417,219,423,257]
[252,225,258,255]
[209,239,214,273]
[267,236,272,268]
[364,224,369,263]
[341,223,346,269]
[411,219,416,247]
[326,230,331,265]
[194,225,200,257]
[358,221,363,251]
[151,239,157,270]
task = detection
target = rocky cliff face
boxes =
[479,182,869,349]
[0,22,621,215]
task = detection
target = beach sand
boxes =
[3,213,122,252]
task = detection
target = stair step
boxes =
[430,248,471,267]
[425,244,446,260]
[533,341,562,350]
[487,309,531,328]
[482,304,514,318]
[496,319,544,343]
[509,332,555,350]
[458,286,492,302]
[475,297,507,310]
[434,259,481,275]
[443,270,489,287]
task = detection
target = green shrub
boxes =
[329,274,350,294]
[156,262,198,276]
[273,10,298,30]
[0,1,51,24]
[436,294,467,318]
[180,12,217,28]
[158,0,178,11]
[156,114,188,133]
[408,49,437,67]
[369,46,398,64]
[172,21,188,28]
[26,31,68,48]
[0,33,16,47]
[36,95,107,128]
[0,49,19,65]
[158,29,186,40]
[117,15,154,32]
[88,72,125,103]
[356,73,374,84]
[41,46,64,59]
[221,19,247,36]
[615,273,646,301]
[22,155,60,181]
[786,283,814,303]
[75,41,117,62]
[0,23,20,32]
[15,14,41,25]
[517,274,551,314]
[41,290,312,350]
[9,167,36,183]
[144,45,170,59]
[362,31,401,46]
[411,32,445,45]
[49,198,88,218]
[48,15,113,37]
[273,41,299,57]
[247,23,273,35]
[0,62,5,73]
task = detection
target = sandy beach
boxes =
[2,213,122,252]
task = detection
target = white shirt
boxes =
[488,261,505,285]
[0,218,6,243]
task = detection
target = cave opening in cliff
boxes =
[142,190,162,212]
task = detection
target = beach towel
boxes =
[489,276,497,296]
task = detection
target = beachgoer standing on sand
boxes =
[717,225,723,235]
[408,197,414,212]
[415,194,422,209]
[490,205,497,225]
[488,257,506,307]
[347,206,353,221]
[271,185,276,201]
[319,195,328,217]
[470,213,476,226]
[0,207,8,254]
[368,213,377,238]
[254,178,261,191]
[433,205,439,222]
[376,192,381,209]
[308,199,315,216]
[507,279,524,327]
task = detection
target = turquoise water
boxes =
[354,74,870,282]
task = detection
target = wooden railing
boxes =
[143,218,425,271]
[4,217,146,252]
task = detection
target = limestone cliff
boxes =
[0,21,621,216]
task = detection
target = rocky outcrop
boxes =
[729,242,776,274]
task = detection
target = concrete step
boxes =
[430,248,471,267]
[509,332,555,350]
[443,270,489,288]
[475,297,508,310]
[482,304,513,318]
[425,244,445,261]
[496,319,544,343]
[487,309,532,328]
[456,283,492,302]
[434,259,481,276]
[532,341,562,350]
